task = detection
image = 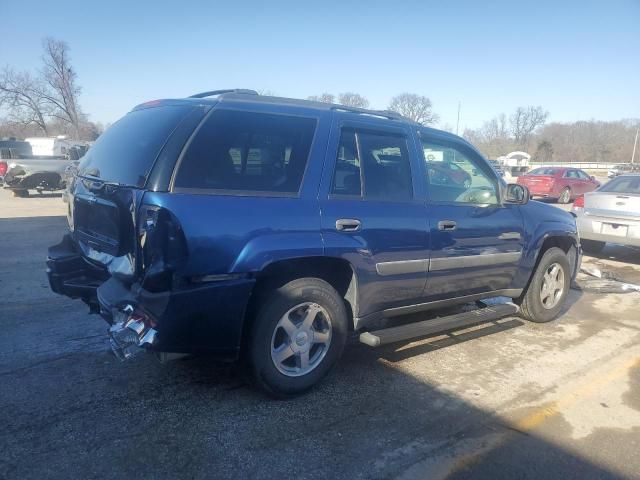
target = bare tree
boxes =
[307,93,335,104]
[388,93,438,125]
[338,92,369,109]
[39,37,82,138]
[0,68,50,134]
[510,106,548,148]
[534,140,553,163]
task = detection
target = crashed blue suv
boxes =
[47,89,581,396]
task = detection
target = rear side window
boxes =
[529,168,558,175]
[330,129,413,201]
[174,110,316,194]
[331,131,361,196]
[78,105,193,187]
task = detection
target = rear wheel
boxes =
[249,277,348,397]
[518,247,571,323]
[581,239,606,254]
[558,187,571,204]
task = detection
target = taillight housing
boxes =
[572,194,585,212]
[137,205,188,292]
[0,161,7,177]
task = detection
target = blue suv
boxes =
[47,90,580,396]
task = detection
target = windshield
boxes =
[78,105,193,187]
[600,176,640,194]
[528,168,558,175]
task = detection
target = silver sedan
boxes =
[573,174,640,253]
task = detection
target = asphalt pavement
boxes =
[1,189,639,480]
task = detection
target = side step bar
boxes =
[359,302,519,347]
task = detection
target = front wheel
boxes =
[517,247,571,323]
[249,278,348,397]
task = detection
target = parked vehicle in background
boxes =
[496,151,530,177]
[425,158,472,187]
[2,139,88,196]
[3,157,74,197]
[1,140,33,186]
[607,163,640,178]
[0,139,33,158]
[517,167,600,203]
[25,136,78,157]
[47,90,580,396]
[573,174,640,252]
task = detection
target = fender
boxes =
[512,222,580,290]
[229,232,324,273]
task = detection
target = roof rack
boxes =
[330,105,415,123]
[189,89,259,99]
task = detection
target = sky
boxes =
[2,0,639,131]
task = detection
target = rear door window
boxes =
[173,110,316,195]
[330,129,413,201]
[78,105,194,187]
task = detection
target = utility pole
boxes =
[455,101,461,136]
[632,127,639,164]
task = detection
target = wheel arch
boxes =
[240,256,359,354]
[520,231,580,295]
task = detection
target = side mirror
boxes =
[590,175,596,181]
[504,183,529,205]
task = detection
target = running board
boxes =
[359,302,519,347]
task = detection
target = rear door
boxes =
[564,169,584,194]
[419,134,525,301]
[319,116,429,318]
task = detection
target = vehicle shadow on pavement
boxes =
[586,244,640,266]
[0,215,626,480]
[6,191,64,199]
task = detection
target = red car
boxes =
[517,167,600,204]
[426,161,472,187]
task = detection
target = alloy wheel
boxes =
[270,302,332,377]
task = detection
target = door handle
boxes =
[336,218,361,232]
[437,220,457,231]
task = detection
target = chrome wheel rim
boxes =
[540,262,565,309]
[270,302,332,377]
[560,189,570,203]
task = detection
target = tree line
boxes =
[464,108,639,164]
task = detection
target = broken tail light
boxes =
[137,205,188,292]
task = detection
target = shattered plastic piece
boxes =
[576,266,640,294]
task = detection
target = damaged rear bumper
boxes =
[47,234,256,361]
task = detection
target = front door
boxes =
[420,134,525,301]
[319,119,430,318]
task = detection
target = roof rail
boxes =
[330,105,415,123]
[189,89,259,99]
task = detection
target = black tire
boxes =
[249,277,348,397]
[558,187,571,204]
[581,239,606,254]
[517,247,571,323]
[12,189,29,198]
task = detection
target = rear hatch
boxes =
[70,104,197,277]
[585,176,640,222]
